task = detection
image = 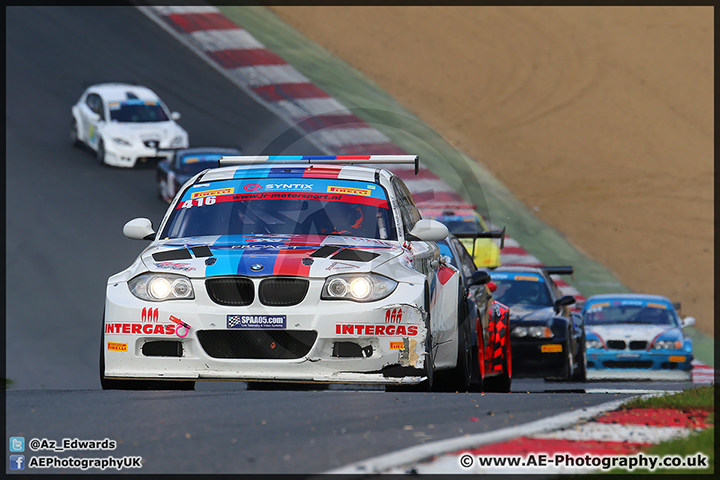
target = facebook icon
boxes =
[9,455,25,470]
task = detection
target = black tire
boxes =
[96,139,106,166]
[418,294,435,392]
[564,339,575,381]
[572,343,587,382]
[100,317,195,391]
[71,118,81,148]
[468,320,485,392]
[433,294,472,392]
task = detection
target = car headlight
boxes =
[112,137,132,146]
[528,326,553,338]
[321,273,397,302]
[586,339,605,349]
[128,273,194,301]
[512,326,528,337]
[652,340,683,350]
[169,136,185,148]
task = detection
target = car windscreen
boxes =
[584,301,678,326]
[108,99,169,123]
[160,178,397,240]
[489,273,553,306]
[178,154,225,176]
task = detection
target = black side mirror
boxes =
[554,295,576,312]
[469,270,491,287]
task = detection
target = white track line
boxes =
[532,422,696,443]
[274,98,352,119]
[324,396,635,475]
[190,29,265,51]
[231,64,311,86]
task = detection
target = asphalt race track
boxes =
[4,6,695,474]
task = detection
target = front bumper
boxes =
[586,348,693,381]
[103,279,429,385]
[510,338,568,378]
[103,142,181,168]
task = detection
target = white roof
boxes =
[89,83,160,102]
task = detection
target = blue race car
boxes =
[157,147,241,203]
[582,294,695,381]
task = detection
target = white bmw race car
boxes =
[71,82,188,167]
[101,155,479,391]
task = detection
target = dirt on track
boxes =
[269,6,714,336]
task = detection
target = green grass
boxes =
[622,385,715,411]
[605,427,713,475]
[3,378,14,389]
[601,385,715,475]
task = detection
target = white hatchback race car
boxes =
[71,82,189,167]
[101,155,479,391]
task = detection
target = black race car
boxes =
[488,266,586,381]
[156,147,241,203]
[436,235,512,392]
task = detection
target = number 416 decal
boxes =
[181,196,216,208]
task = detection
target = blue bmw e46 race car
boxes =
[581,294,695,381]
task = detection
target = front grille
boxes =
[206,278,254,306]
[197,330,317,359]
[603,360,654,369]
[137,156,166,162]
[629,341,648,350]
[259,278,309,306]
[607,340,626,350]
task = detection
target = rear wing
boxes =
[453,227,506,257]
[218,155,420,175]
[541,266,574,276]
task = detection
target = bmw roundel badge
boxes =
[250,264,264,271]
